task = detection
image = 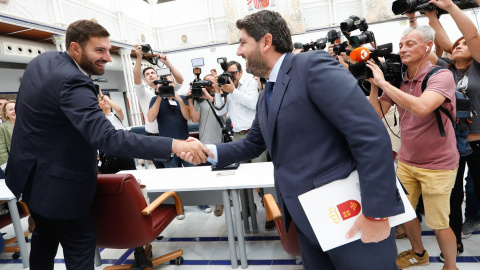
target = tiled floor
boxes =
[0,163,479,269]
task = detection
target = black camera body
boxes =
[302,38,327,52]
[191,80,212,99]
[327,30,341,44]
[340,15,368,33]
[332,41,349,55]
[217,57,235,86]
[349,31,375,48]
[392,0,478,15]
[348,43,403,87]
[154,75,175,98]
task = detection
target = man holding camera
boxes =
[133,44,184,168]
[367,25,458,270]
[184,10,403,269]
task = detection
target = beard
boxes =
[245,46,270,78]
[79,52,106,75]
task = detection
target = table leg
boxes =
[247,189,258,234]
[232,189,248,269]
[240,189,250,234]
[223,190,238,269]
[94,248,102,267]
[7,199,29,268]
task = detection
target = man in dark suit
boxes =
[193,10,404,269]
[6,20,211,270]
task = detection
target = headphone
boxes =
[426,46,430,52]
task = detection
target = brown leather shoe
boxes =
[214,205,224,217]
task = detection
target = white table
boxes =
[0,180,29,268]
[118,162,275,269]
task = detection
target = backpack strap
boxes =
[421,66,453,137]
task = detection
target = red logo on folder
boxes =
[329,200,361,223]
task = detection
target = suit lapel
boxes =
[265,53,293,151]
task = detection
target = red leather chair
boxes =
[264,194,301,257]
[0,201,30,259]
[92,174,184,269]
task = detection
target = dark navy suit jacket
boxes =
[216,51,404,242]
[6,51,172,220]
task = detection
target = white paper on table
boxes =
[298,170,416,251]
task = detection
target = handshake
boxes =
[172,137,214,165]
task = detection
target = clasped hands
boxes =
[172,137,213,165]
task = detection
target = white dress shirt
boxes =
[214,74,259,132]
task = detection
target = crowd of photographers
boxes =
[296,1,479,269]
[122,0,480,268]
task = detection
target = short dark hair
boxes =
[66,20,110,49]
[227,61,242,72]
[236,10,293,53]
[143,67,156,77]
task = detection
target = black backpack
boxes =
[421,66,473,137]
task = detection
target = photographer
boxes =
[366,25,458,270]
[133,44,184,168]
[187,74,227,216]
[147,76,192,169]
[425,0,480,260]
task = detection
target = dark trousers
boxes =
[146,132,165,169]
[296,225,398,270]
[450,142,480,245]
[30,211,95,270]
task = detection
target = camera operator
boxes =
[425,0,480,259]
[147,74,192,169]
[133,44,184,168]
[366,25,458,270]
[187,74,226,216]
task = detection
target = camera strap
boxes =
[205,99,227,130]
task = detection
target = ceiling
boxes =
[0,20,129,56]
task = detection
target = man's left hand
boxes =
[346,214,391,243]
[366,59,386,87]
[221,78,235,93]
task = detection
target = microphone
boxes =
[349,47,371,62]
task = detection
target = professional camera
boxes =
[332,41,349,55]
[327,30,342,44]
[153,75,175,98]
[190,67,213,99]
[392,0,478,15]
[348,43,403,87]
[340,15,368,33]
[217,57,235,86]
[349,31,375,48]
[302,38,327,52]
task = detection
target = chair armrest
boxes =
[141,191,183,216]
[17,201,30,215]
[264,194,282,221]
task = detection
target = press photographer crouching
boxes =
[366,25,459,270]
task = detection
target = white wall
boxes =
[0,69,24,93]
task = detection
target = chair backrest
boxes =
[92,174,159,248]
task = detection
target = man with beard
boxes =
[190,10,404,269]
[6,20,212,269]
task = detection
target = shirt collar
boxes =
[268,53,287,83]
[66,51,88,77]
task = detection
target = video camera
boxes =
[392,0,478,16]
[332,41,349,55]
[189,67,213,99]
[348,43,403,87]
[153,75,175,98]
[217,57,235,87]
[302,38,327,52]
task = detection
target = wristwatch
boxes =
[365,216,388,221]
